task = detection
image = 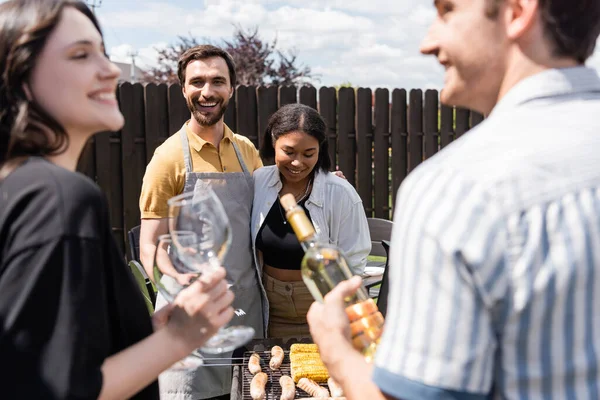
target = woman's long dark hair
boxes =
[260,103,332,173]
[0,0,102,177]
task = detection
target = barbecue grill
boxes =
[230,338,331,400]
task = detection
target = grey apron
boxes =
[156,128,265,400]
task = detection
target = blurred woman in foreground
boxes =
[0,1,234,399]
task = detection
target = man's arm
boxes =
[139,218,168,280]
[138,142,184,279]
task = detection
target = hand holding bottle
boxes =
[306,276,364,363]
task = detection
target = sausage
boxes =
[327,377,344,397]
[279,375,295,400]
[298,377,330,398]
[270,345,285,370]
[250,372,268,400]
[248,353,262,375]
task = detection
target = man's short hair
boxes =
[486,0,600,63]
[177,45,237,87]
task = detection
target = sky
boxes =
[96,0,600,90]
[4,0,600,90]
[96,0,448,89]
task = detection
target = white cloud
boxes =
[109,43,167,70]
[98,0,600,89]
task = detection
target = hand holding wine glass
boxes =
[152,233,235,369]
[166,265,235,350]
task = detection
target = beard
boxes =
[186,95,229,127]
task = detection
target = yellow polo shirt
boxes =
[139,122,263,219]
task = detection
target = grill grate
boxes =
[241,350,329,400]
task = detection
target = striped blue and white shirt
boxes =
[373,66,600,400]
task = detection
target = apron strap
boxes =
[179,128,193,174]
[231,141,251,176]
[181,126,251,176]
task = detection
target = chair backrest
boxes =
[127,225,156,307]
[377,240,391,318]
[128,225,141,262]
[367,218,393,257]
[129,261,155,313]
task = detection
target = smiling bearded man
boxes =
[138,45,266,400]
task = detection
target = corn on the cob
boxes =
[290,351,329,383]
[289,343,319,353]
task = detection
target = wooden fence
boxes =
[76,83,484,255]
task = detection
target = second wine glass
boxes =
[167,187,255,354]
[152,233,205,370]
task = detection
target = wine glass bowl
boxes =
[168,188,231,266]
[152,233,205,370]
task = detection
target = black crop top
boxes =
[255,197,312,270]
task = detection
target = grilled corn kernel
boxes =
[289,343,319,353]
[290,351,329,383]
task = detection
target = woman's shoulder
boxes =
[253,164,278,182]
[316,170,363,204]
[1,158,106,239]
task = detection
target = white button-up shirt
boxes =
[251,165,371,277]
[374,66,600,400]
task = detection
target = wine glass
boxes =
[152,233,205,370]
[166,187,255,354]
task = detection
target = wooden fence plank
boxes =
[224,87,237,131]
[144,83,169,164]
[119,83,146,251]
[279,85,297,106]
[319,87,337,171]
[299,85,317,110]
[374,89,390,219]
[440,104,454,149]
[257,85,278,156]
[471,110,484,128]
[337,87,356,187]
[77,138,96,180]
[391,89,407,210]
[455,107,470,138]
[356,88,373,216]
[109,130,124,254]
[104,86,123,253]
[424,89,439,160]
[408,89,424,173]
[168,83,189,135]
[236,85,259,147]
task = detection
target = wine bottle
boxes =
[279,193,384,361]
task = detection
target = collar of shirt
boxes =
[490,66,600,117]
[266,166,326,208]
[184,121,234,153]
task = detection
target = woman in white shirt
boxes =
[251,103,371,338]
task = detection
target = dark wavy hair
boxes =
[177,45,237,87]
[486,0,600,63]
[260,103,331,173]
[0,0,101,177]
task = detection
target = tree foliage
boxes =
[142,26,314,86]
